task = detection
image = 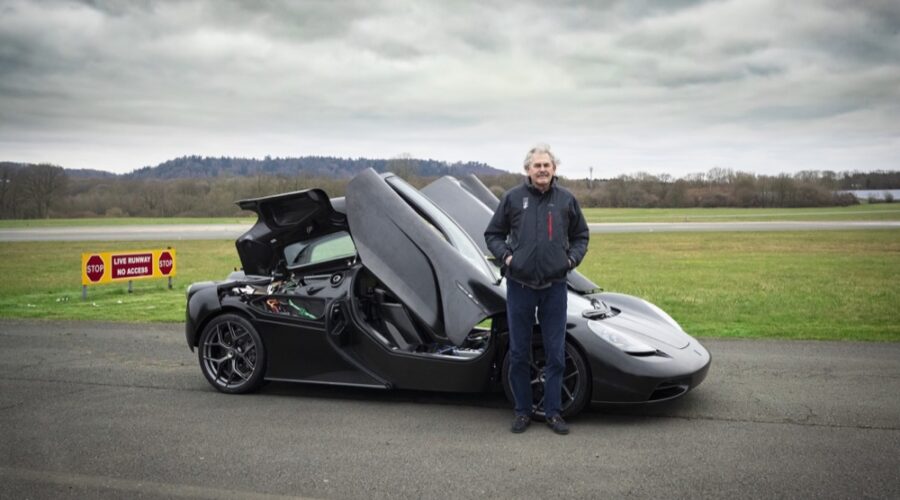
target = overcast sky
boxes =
[1,0,898,178]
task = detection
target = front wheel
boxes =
[502,339,591,419]
[198,313,266,394]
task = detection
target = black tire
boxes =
[502,339,591,419]
[198,313,266,394]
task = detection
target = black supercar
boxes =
[185,169,710,417]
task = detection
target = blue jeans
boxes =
[506,279,567,418]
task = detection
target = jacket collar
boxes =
[525,176,558,195]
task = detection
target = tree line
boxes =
[473,168,898,209]
[1,162,898,219]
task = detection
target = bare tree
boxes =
[0,164,17,218]
[387,153,416,180]
[17,164,68,218]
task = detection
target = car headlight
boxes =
[643,300,683,331]
[588,321,656,355]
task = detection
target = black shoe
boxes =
[546,415,570,435]
[510,414,531,433]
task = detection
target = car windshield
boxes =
[284,230,356,269]
[386,176,500,282]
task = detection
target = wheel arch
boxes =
[561,332,594,416]
[564,331,593,383]
[196,311,267,394]
[189,302,255,350]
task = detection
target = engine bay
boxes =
[223,265,492,361]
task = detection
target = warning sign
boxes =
[112,253,153,279]
[81,249,177,286]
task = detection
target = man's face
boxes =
[526,152,556,191]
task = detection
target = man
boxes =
[484,144,590,435]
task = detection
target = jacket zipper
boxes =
[547,211,553,240]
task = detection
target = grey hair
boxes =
[523,143,560,170]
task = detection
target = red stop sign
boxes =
[158,251,174,275]
[86,255,104,282]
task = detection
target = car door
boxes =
[346,169,505,347]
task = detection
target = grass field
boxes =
[581,230,899,341]
[2,204,899,229]
[1,230,898,341]
[582,204,900,222]
[0,240,241,323]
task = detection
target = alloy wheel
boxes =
[199,315,264,393]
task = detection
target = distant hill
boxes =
[0,161,26,171]
[3,156,508,179]
[1,161,116,179]
[125,155,507,179]
[62,168,119,179]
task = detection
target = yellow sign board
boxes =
[81,249,177,286]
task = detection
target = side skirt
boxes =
[264,377,388,389]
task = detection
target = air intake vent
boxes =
[648,381,689,401]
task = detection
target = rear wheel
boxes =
[198,314,266,394]
[502,339,590,419]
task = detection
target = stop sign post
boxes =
[158,251,174,274]
[85,255,105,282]
[159,250,174,289]
[83,254,105,299]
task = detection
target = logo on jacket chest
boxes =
[522,197,529,210]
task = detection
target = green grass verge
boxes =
[581,230,900,341]
[1,230,898,341]
[0,240,240,323]
[582,204,900,222]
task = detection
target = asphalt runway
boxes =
[2,220,899,241]
[1,319,898,499]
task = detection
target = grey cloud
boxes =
[359,38,423,61]
[792,2,900,67]
[717,39,770,58]
[743,63,783,77]
[78,0,375,41]
[0,0,897,175]
[617,28,703,53]
[743,102,865,123]
[453,25,509,54]
[555,0,712,22]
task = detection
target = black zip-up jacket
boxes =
[484,177,590,289]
